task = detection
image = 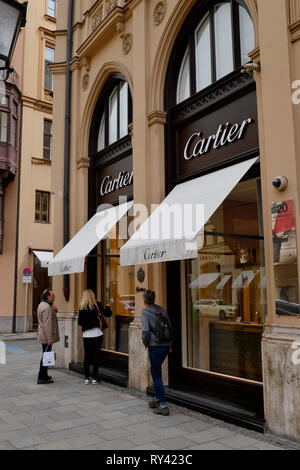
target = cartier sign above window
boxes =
[97,155,133,206]
[184,118,253,161]
[174,90,259,182]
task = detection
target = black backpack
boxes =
[151,311,173,343]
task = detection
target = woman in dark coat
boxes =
[78,289,112,384]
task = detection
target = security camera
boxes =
[272,176,288,191]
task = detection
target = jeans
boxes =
[83,336,103,379]
[38,344,52,380]
[148,346,170,406]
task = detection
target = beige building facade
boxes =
[0,0,56,333]
[51,0,300,440]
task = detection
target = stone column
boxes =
[262,324,300,440]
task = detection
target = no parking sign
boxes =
[23,268,32,284]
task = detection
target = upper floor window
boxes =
[47,0,57,18]
[176,1,255,104]
[97,81,130,152]
[35,191,50,223]
[44,46,55,91]
[43,120,52,160]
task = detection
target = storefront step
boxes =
[147,386,265,434]
[69,362,128,388]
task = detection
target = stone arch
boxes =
[79,61,133,159]
[149,0,258,112]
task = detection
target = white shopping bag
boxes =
[42,348,55,367]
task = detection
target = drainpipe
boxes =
[12,100,24,333]
[63,0,74,302]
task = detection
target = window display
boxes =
[184,178,266,382]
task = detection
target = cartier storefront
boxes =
[120,0,266,428]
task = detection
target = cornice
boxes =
[39,26,56,38]
[147,110,167,127]
[76,157,90,169]
[31,157,51,166]
[50,62,67,75]
[55,29,67,37]
[76,8,125,59]
[290,0,300,25]
[290,19,300,42]
[22,96,53,114]
[248,47,260,63]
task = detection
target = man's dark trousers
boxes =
[38,344,52,380]
[148,346,170,406]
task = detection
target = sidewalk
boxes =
[0,332,37,341]
[0,339,299,450]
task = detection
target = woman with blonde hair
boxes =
[78,289,112,384]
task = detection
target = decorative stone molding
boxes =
[31,157,51,166]
[76,157,90,169]
[174,70,254,125]
[49,62,66,75]
[289,20,300,43]
[147,110,167,127]
[92,4,104,31]
[116,20,125,38]
[122,33,133,54]
[153,1,167,26]
[82,74,89,90]
[290,0,300,25]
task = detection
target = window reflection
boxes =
[100,220,135,354]
[184,178,266,382]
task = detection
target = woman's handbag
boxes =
[96,304,108,331]
[42,345,55,367]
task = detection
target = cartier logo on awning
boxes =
[184,118,253,161]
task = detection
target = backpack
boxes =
[151,311,173,343]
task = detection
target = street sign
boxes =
[23,268,32,277]
[22,276,32,284]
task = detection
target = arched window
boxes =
[91,77,132,155]
[176,0,254,104]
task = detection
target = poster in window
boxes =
[272,199,299,316]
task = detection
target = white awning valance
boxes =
[48,201,133,276]
[120,158,258,266]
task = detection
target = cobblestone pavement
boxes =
[0,338,299,451]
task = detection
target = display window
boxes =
[182,178,266,382]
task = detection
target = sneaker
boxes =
[148,399,160,409]
[84,378,90,385]
[153,406,170,416]
[92,379,99,384]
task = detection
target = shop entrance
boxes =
[167,176,265,428]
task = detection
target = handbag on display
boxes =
[96,304,108,331]
[42,345,55,367]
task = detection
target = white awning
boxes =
[33,251,53,268]
[216,275,232,290]
[48,201,133,276]
[189,273,220,289]
[120,157,258,266]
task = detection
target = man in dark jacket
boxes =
[141,290,172,416]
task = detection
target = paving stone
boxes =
[124,422,159,435]
[89,438,136,450]
[185,442,234,450]
[188,430,231,444]
[8,435,48,449]
[0,441,17,450]
[46,420,77,432]
[218,434,268,450]
[152,427,189,440]
[35,441,74,450]
[155,437,196,450]
[131,443,165,450]
[176,420,215,433]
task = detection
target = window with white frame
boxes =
[44,46,55,91]
[47,0,57,18]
